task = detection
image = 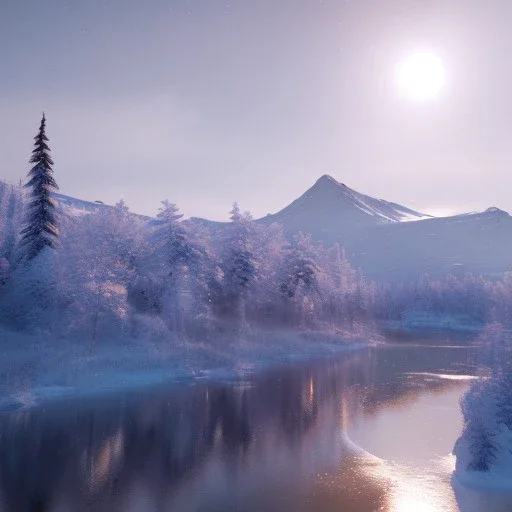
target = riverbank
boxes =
[384,311,484,334]
[453,385,512,493]
[452,324,512,493]
[0,325,376,411]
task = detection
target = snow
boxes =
[454,424,512,491]
[397,210,433,222]
[405,372,478,381]
[0,326,371,411]
[54,192,150,221]
[257,175,429,239]
[386,312,484,333]
[454,466,512,492]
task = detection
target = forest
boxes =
[1,116,512,344]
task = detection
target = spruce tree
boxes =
[19,114,59,261]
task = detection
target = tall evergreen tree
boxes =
[19,114,59,261]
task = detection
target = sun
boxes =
[396,51,446,101]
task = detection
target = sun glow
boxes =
[396,51,446,101]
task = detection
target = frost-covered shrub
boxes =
[455,327,512,481]
[0,248,59,330]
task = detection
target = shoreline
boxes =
[0,327,374,412]
[0,321,482,413]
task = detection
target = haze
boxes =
[1,0,512,220]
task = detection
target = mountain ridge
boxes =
[3,177,510,282]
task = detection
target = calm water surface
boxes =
[1,336,512,512]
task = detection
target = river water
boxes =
[1,335,511,512]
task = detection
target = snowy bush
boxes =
[454,327,512,486]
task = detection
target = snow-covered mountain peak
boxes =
[485,206,508,216]
[279,175,427,218]
[304,175,427,222]
[256,175,430,244]
[314,174,347,188]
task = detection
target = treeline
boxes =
[374,273,512,327]
[2,115,512,341]
[0,180,374,338]
[4,174,512,339]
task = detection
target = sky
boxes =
[2,0,512,220]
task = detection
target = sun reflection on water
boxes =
[373,454,459,512]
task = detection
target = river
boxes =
[1,334,511,512]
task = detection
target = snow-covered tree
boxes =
[247,222,286,325]
[279,233,318,326]
[466,419,497,472]
[56,202,147,339]
[153,201,203,278]
[280,236,317,299]
[18,114,59,262]
[317,243,358,326]
[212,203,257,324]
[148,200,205,330]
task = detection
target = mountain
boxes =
[258,175,429,242]
[347,207,512,282]
[191,176,512,282]
[54,192,151,222]
[4,177,510,283]
[54,193,112,216]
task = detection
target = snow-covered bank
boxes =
[0,327,374,411]
[454,406,512,492]
[453,325,512,492]
[384,311,484,334]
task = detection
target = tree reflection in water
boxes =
[0,344,507,512]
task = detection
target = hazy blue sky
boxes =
[2,0,512,219]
